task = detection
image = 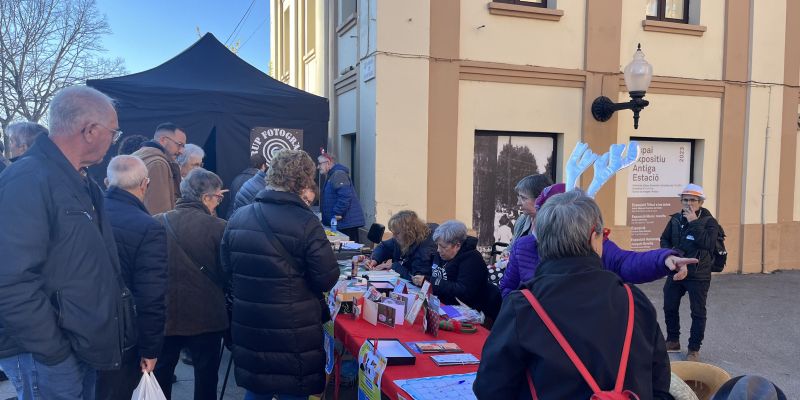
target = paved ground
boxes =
[638,270,800,398]
[2,271,798,399]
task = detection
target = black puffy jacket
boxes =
[430,236,501,321]
[233,170,266,213]
[474,257,673,399]
[221,189,339,396]
[104,187,168,359]
[371,223,438,281]
[0,135,124,369]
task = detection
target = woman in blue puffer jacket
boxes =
[499,183,696,298]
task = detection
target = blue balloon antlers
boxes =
[565,140,640,198]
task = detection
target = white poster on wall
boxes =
[627,140,693,251]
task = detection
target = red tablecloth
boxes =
[334,315,489,399]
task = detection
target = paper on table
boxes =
[363,298,379,325]
[405,281,430,324]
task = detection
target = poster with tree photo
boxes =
[473,131,556,246]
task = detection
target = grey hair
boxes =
[535,189,603,262]
[180,168,222,202]
[177,143,205,167]
[7,122,48,148]
[48,86,114,137]
[107,155,147,190]
[433,220,468,246]
[515,174,553,199]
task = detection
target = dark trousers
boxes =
[96,347,141,400]
[663,278,711,351]
[153,331,223,400]
[339,227,360,242]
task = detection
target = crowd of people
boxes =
[0,84,785,400]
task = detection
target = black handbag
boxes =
[253,204,331,323]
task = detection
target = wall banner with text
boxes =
[249,127,304,166]
[627,140,693,251]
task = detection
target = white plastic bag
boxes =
[131,372,167,400]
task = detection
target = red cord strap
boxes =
[521,284,635,397]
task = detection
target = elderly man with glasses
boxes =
[133,122,187,215]
[659,183,721,362]
[0,86,127,399]
[96,155,168,399]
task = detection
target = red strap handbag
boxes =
[521,284,639,400]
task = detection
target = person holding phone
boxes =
[660,183,720,362]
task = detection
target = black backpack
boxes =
[711,224,727,273]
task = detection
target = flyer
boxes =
[358,339,387,400]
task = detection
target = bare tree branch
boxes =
[0,0,126,130]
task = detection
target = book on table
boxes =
[414,342,463,353]
[430,353,480,366]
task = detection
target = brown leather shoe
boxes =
[666,340,681,352]
[686,350,700,362]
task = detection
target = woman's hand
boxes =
[665,255,696,281]
[412,275,426,286]
[366,259,378,270]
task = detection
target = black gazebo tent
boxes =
[88,33,329,200]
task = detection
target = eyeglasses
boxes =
[84,122,123,144]
[163,136,186,149]
[681,198,700,203]
[205,192,224,203]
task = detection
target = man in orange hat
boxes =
[660,183,720,362]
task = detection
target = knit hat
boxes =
[711,375,787,400]
[534,183,566,210]
[680,183,706,200]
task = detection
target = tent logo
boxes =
[249,127,304,164]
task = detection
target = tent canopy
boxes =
[88,33,329,199]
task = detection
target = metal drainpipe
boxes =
[760,86,772,273]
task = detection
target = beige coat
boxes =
[134,146,179,215]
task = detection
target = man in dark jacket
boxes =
[318,152,365,241]
[0,86,125,398]
[225,153,266,218]
[221,149,339,398]
[414,220,501,322]
[474,190,672,399]
[233,163,267,213]
[96,155,168,399]
[660,183,720,362]
[0,139,8,175]
[0,121,49,176]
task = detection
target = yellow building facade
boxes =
[273,0,800,273]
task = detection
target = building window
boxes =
[304,0,316,56]
[339,0,357,25]
[281,7,290,77]
[646,0,689,24]
[493,0,547,7]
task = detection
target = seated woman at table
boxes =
[474,190,673,399]
[499,182,696,298]
[367,210,437,282]
[412,220,501,322]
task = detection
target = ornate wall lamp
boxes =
[591,44,654,129]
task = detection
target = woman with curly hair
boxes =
[221,149,339,400]
[367,210,438,283]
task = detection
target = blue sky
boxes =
[96,0,271,74]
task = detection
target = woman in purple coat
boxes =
[499,183,696,298]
